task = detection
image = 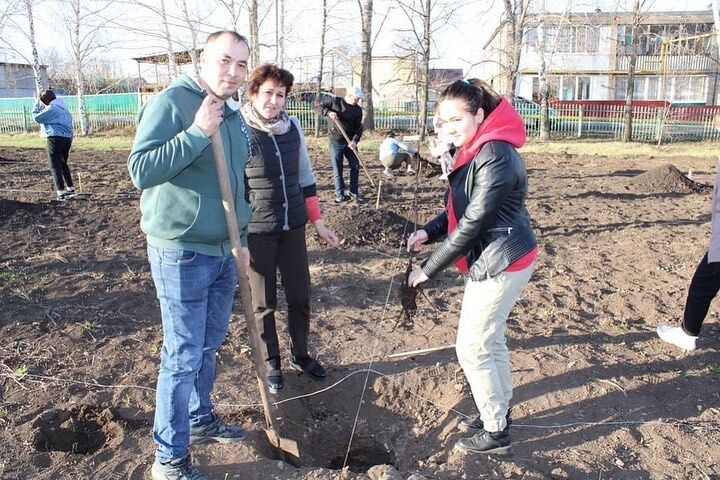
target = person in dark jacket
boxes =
[242,64,339,393]
[315,86,364,203]
[32,89,76,201]
[406,79,538,455]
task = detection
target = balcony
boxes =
[616,54,717,73]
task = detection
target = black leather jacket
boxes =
[421,140,537,281]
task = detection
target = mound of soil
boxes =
[628,163,711,193]
[318,206,411,249]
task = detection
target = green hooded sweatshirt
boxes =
[128,75,251,256]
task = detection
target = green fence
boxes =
[0,93,140,134]
[2,93,720,142]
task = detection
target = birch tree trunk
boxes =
[622,0,642,143]
[275,0,284,66]
[249,0,260,70]
[417,0,431,140]
[314,0,327,137]
[360,0,374,131]
[159,0,178,80]
[69,0,90,135]
[180,0,199,75]
[23,0,45,94]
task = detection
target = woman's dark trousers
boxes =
[46,136,73,191]
[247,226,311,362]
[683,251,720,336]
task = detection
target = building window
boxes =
[672,76,707,103]
[577,77,591,99]
[614,76,661,100]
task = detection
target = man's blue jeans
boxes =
[147,246,237,463]
[329,138,359,197]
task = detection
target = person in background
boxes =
[128,31,251,480]
[33,89,76,201]
[406,79,537,455]
[241,64,339,394]
[316,86,364,203]
[379,130,417,178]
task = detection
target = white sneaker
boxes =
[656,325,697,351]
[407,165,416,175]
[383,168,395,178]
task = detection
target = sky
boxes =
[1,0,713,85]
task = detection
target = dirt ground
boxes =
[1,142,720,480]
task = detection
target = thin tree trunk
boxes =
[418,0,430,140]
[314,0,327,137]
[24,0,44,94]
[181,0,199,75]
[623,0,641,143]
[159,0,177,80]
[360,0,374,131]
[276,0,284,66]
[249,0,260,70]
[72,1,89,135]
[538,15,550,141]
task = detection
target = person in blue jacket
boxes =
[33,89,76,201]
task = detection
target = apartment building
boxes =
[484,10,718,105]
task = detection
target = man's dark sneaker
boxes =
[151,456,207,480]
[454,429,512,455]
[289,355,327,379]
[64,187,77,198]
[189,415,246,445]
[459,410,512,432]
[334,193,350,203]
[348,193,364,203]
[56,190,70,201]
[266,358,283,394]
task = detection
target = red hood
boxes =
[454,97,526,169]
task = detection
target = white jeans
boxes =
[456,265,533,433]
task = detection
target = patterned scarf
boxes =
[241,103,292,135]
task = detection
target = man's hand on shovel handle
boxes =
[194,95,224,137]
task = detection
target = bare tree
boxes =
[275,0,284,65]
[0,0,46,93]
[159,0,178,78]
[481,0,531,97]
[530,2,573,140]
[622,0,647,142]
[713,0,720,59]
[396,0,462,139]
[59,0,114,135]
[314,0,328,137]
[249,0,260,69]
[219,0,245,30]
[359,0,374,130]
[178,0,199,74]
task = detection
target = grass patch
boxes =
[521,138,719,158]
[0,133,133,151]
[1,130,716,158]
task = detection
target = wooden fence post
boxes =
[22,105,29,133]
[577,105,584,138]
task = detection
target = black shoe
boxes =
[459,410,513,432]
[289,355,327,379]
[348,193,363,203]
[265,358,283,394]
[454,429,512,455]
[334,193,350,203]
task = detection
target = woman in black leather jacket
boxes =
[407,79,537,455]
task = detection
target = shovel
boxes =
[210,131,300,460]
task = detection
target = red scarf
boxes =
[446,98,526,273]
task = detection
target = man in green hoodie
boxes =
[128,31,251,480]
